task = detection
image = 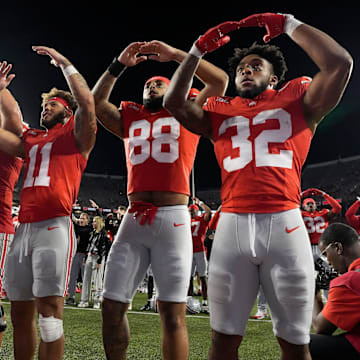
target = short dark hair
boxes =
[228,42,288,87]
[320,223,359,247]
[41,87,78,113]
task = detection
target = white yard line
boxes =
[2,300,272,323]
[62,305,273,322]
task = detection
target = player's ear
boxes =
[65,108,73,119]
[269,74,278,89]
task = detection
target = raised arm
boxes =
[0,60,24,157]
[92,42,147,138]
[164,22,240,137]
[345,198,360,230]
[139,40,229,105]
[289,18,352,131]
[0,128,25,158]
[237,13,353,132]
[32,46,97,159]
[164,54,211,137]
[193,196,212,223]
[0,61,23,136]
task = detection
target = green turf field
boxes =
[0,293,282,359]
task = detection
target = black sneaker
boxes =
[140,303,151,311]
[0,305,6,332]
[65,297,76,306]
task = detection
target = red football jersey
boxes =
[301,209,329,245]
[19,117,87,223]
[120,102,199,195]
[0,152,23,233]
[191,214,209,253]
[203,77,313,213]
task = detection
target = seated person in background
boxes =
[311,222,360,360]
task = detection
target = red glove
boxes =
[238,13,287,43]
[192,21,241,56]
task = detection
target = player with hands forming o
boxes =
[301,188,342,300]
[92,40,228,360]
[0,45,96,360]
[189,13,303,59]
[139,40,182,63]
[164,11,352,360]
[301,188,342,220]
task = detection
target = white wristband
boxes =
[62,65,79,78]
[189,43,204,58]
[283,14,304,38]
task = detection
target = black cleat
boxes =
[0,305,6,332]
[140,303,151,311]
[65,297,76,306]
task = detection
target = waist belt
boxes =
[128,201,158,225]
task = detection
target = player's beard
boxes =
[41,111,67,130]
[143,96,164,112]
[236,78,270,99]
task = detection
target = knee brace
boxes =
[38,314,63,343]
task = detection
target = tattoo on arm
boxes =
[74,73,88,87]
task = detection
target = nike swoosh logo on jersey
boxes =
[285,226,300,234]
[173,223,184,227]
[47,226,59,231]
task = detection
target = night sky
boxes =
[2,5,360,191]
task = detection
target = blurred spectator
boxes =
[188,197,212,312]
[112,205,127,236]
[78,216,112,309]
[140,266,155,311]
[65,212,92,306]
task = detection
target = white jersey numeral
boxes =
[191,221,201,237]
[23,142,53,188]
[218,108,293,172]
[303,216,326,234]
[129,117,180,165]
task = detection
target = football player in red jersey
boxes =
[0,62,25,349]
[301,188,342,256]
[301,188,341,299]
[188,197,212,312]
[0,47,96,360]
[92,40,228,360]
[164,13,353,360]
